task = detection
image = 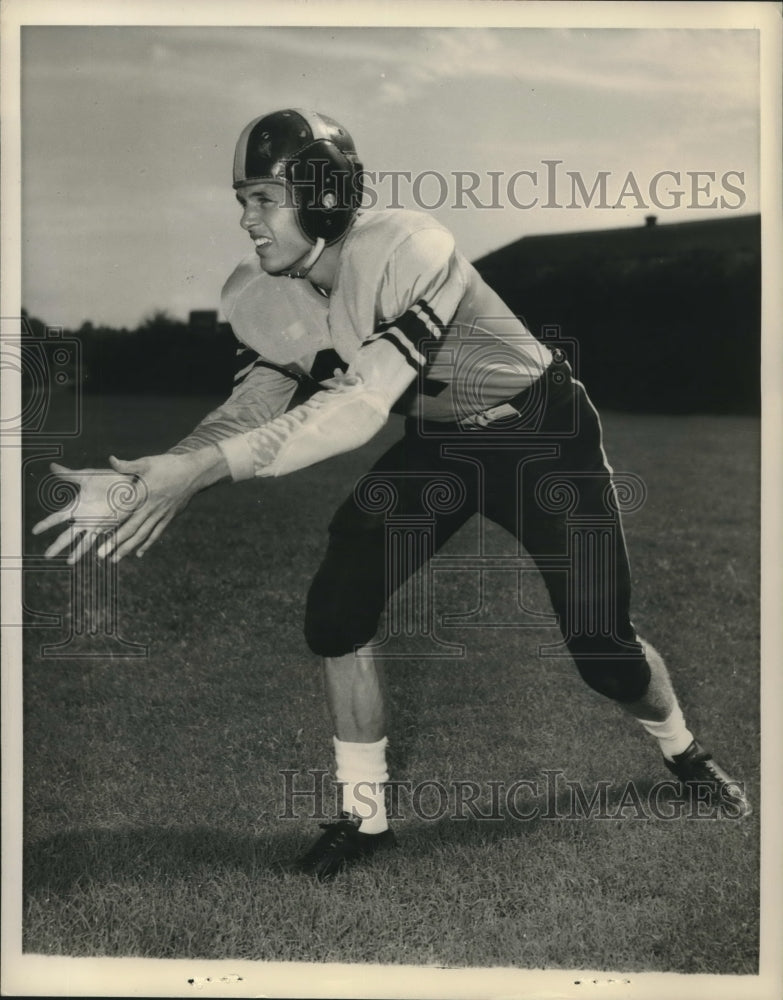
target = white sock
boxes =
[333,736,389,834]
[637,704,694,761]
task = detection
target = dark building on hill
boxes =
[473,214,760,414]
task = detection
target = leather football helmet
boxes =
[233,108,363,245]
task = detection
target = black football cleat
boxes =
[664,740,751,818]
[296,813,397,880]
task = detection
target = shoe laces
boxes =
[697,758,726,782]
[681,751,729,785]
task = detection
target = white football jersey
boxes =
[171,209,551,470]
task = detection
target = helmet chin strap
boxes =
[283,237,326,280]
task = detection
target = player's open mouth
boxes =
[253,237,272,250]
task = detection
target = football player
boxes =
[33,109,750,878]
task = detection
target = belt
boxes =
[458,358,573,430]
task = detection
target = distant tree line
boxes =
[24,216,760,413]
[28,310,238,396]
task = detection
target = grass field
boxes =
[20,391,760,972]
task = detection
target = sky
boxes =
[19,20,760,329]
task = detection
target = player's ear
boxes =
[321,191,337,210]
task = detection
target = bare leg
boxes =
[323,644,386,742]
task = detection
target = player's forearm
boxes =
[214,340,416,481]
[180,444,231,491]
[168,403,281,455]
[218,379,390,480]
[168,373,296,455]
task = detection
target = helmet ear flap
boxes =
[288,141,363,245]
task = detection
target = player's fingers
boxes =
[68,528,113,565]
[109,509,165,563]
[95,532,115,560]
[96,504,154,559]
[108,455,143,477]
[49,462,77,476]
[96,517,132,559]
[67,529,101,565]
[32,509,73,535]
[136,514,174,557]
[43,526,79,559]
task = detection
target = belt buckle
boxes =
[461,402,520,429]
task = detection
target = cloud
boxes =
[18,25,761,328]
[378,78,410,106]
[372,27,758,110]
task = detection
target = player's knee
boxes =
[575,655,651,703]
[304,612,376,658]
[304,573,382,658]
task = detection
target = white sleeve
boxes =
[216,226,465,480]
[217,371,391,479]
[214,338,416,480]
[168,352,298,457]
[356,226,464,377]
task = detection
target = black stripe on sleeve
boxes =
[379,330,422,371]
[367,299,447,369]
[415,298,448,337]
[389,309,435,351]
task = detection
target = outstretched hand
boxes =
[32,447,228,564]
[31,460,143,564]
[96,453,208,562]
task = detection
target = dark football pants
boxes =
[305,361,652,704]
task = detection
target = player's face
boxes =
[236,181,311,274]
